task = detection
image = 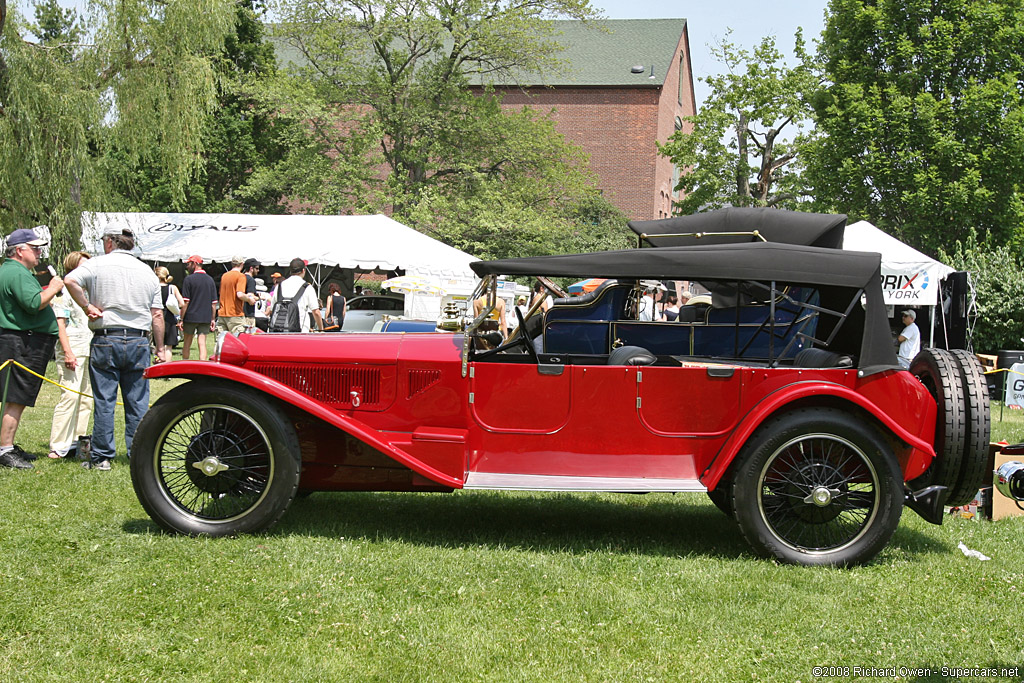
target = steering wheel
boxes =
[471,305,540,363]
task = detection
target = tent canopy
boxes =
[843,221,955,306]
[81,212,479,280]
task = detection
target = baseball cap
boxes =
[902,309,916,321]
[6,228,48,248]
[185,255,203,265]
[271,272,282,278]
[243,258,260,271]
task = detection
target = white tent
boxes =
[843,220,955,307]
[80,212,480,281]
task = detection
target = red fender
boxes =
[700,380,935,489]
[146,361,464,488]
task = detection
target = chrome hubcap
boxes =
[192,456,230,477]
[804,485,838,507]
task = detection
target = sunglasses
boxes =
[19,244,43,253]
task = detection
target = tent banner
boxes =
[80,211,480,279]
[879,264,942,306]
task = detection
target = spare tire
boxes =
[946,350,991,506]
[909,349,967,498]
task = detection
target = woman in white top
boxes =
[48,251,94,459]
[155,266,184,363]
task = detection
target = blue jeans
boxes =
[89,335,150,461]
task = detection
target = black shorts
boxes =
[0,329,57,407]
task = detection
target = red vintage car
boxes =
[130,212,989,566]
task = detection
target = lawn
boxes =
[1,353,1023,681]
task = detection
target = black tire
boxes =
[909,349,967,497]
[947,350,992,506]
[130,381,302,536]
[732,408,904,567]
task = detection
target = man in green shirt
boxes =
[0,228,64,469]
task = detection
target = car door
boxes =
[635,364,743,437]
[342,297,378,331]
[467,360,675,480]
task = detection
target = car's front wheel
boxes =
[130,382,301,536]
[732,408,903,567]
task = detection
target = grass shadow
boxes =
[275,490,943,561]
[120,490,947,561]
[281,490,754,558]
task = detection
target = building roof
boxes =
[501,18,688,88]
[272,18,688,89]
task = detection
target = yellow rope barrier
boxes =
[983,367,1024,378]
[0,358,126,406]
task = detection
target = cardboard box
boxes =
[993,452,1024,521]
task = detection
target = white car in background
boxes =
[341,295,404,331]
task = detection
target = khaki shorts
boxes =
[182,321,211,337]
[217,316,246,336]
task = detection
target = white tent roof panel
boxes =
[81,212,479,279]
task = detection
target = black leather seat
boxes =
[607,345,657,366]
[677,306,702,323]
[793,347,853,368]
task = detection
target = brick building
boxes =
[274,18,695,221]
[490,19,696,221]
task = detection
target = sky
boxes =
[593,0,830,104]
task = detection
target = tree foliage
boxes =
[104,0,299,214]
[0,0,235,259]
[806,0,1024,255]
[397,109,632,260]
[940,233,1024,354]
[267,0,605,231]
[658,32,818,213]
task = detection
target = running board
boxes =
[463,472,706,493]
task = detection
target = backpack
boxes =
[269,282,310,333]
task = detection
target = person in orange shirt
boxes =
[217,256,252,336]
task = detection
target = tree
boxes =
[269,0,599,217]
[940,233,1024,354]
[806,0,1024,255]
[104,0,300,214]
[657,32,818,214]
[397,110,632,260]
[0,0,235,258]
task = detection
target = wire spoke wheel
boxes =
[733,408,903,566]
[131,382,301,536]
[758,433,879,553]
[156,405,274,522]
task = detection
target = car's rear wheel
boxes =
[130,382,301,536]
[909,348,969,502]
[732,408,903,567]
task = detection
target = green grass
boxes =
[990,400,1024,444]
[2,358,1023,681]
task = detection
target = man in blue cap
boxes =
[0,228,65,469]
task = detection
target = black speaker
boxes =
[939,271,969,350]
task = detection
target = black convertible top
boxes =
[471,241,899,374]
[628,208,847,249]
[472,242,875,288]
